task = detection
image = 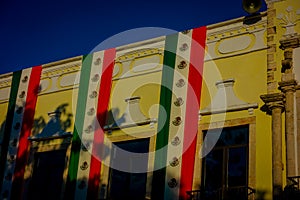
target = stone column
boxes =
[261,93,285,199]
[280,80,297,177]
[296,86,300,176]
[279,35,300,179]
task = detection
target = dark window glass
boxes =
[202,125,249,199]
[109,138,149,200]
[28,150,66,200]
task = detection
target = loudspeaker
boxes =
[242,0,262,14]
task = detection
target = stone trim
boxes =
[280,35,300,50]
[260,93,285,112]
[266,0,279,93]
[279,79,298,92]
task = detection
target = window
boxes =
[108,138,149,200]
[202,125,249,199]
[28,150,67,200]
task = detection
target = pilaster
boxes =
[296,85,300,176]
[261,93,285,199]
[265,0,280,93]
[279,34,300,179]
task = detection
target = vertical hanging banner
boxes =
[1,66,42,199]
[65,48,116,200]
[152,26,206,200]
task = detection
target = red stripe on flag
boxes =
[180,27,206,199]
[11,66,42,199]
[87,49,116,199]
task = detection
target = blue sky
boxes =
[0,0,267,74]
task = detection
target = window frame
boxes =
[192,117,256,199]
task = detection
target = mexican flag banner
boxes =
[152,26,206,200]
[65,48,116,200]
[66,26,206,200]
[0,66,42,199]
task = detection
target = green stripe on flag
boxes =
[65,54,93,199]
[152,33,178,200]
[0,71,21,191]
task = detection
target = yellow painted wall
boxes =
[107,71,162,138]
[0,102,9,145]
[33,88,78,135]
[200,47,273,198]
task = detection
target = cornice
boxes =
[279,79,298,92]
[264,0,285,4]
[115,48,163,63]
[0,76,12,88]
[260,93,285,114]
[207,12,267,42]
[261,92,285,103]
[279,34,300,50]
[41,56,82,78]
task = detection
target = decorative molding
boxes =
[200,79,258,115]
[0,57,82,102]
[265,0,285,4]
[59,72,80,88]
[0,75,12,103]
[260,93,285,114]
[104,96,157,132]
[279,34,300,50]
[38,59,81,95]
[217,35,252,54]
[0,87,10,103]
[277,6,300,38]
[113,48,163,80]
[0,75,12,89]
[260,92,284,103]
[205,15,267,61]
[115,48,163,63]
[279,79,298,92]
[42,63,80,78]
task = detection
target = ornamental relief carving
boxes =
[39,62,81,95]
[113,48,163,80]
[217,34,253,54]
[277,6,300,38]
[0,76,12,103]
[0,87,10,102]
[205,17,267,61]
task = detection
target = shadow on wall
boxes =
[106,108,126,129]
[32,103,73,136]
[0,103,74,199]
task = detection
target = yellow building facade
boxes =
[0,0,299,199]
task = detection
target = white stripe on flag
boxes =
[164,31,193,200]
[75,51,105,199]
[2,68,32,198]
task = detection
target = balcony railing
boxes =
[186,186,255,200]
[284,176,300,199]
[287,176,300,189]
